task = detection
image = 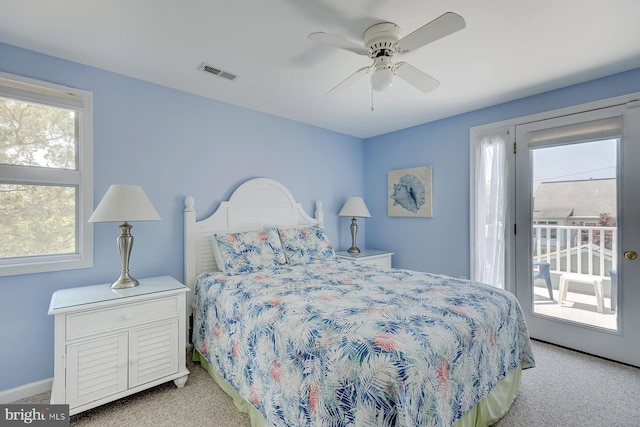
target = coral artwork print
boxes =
[388,166,433,217]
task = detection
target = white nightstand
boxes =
[48,276,190,415]
[335,249,394,268]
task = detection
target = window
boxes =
[0,72,93,276]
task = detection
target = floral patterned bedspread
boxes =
[192,260,535,427]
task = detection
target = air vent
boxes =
[197,63,238,81]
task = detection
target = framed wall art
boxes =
[388,165,433,217]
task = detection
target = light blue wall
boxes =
[0,43,364,392]
[364,67,640,276]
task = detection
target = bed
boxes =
[184,178,535,427]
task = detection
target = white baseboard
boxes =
[0,378,52,404]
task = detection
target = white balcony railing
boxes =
[532,225,617,277]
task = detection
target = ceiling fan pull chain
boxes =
[371,88,375,112]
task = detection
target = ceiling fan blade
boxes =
[395,62,440,93]
[308,32,369,56]
[396,12,466,52]
[327,66,372,94]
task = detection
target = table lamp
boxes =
[89,185,161,289]
[338,196,371,254]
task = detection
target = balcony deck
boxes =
[531,224,618,331]
[533,284,617,330]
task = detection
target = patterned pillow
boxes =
[211,227,286,275]
[278,224,335,265]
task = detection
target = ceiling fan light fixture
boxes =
[371,67,394,92]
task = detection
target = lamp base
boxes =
[111,222,139,289]
[111,272,140,289]
[347,217,360,255]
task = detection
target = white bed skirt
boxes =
[193,349,522,427]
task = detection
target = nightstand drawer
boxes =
[357,256,392,268]
[335,249,393,268]
[66,296,179,340]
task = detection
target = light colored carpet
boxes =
[15,340,640,426]
[494,340,640,427]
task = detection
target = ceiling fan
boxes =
[308,12,466,95]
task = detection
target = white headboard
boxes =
[184,178,323,309]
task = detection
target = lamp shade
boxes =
[89,185,161,223]
[338,197,371,218]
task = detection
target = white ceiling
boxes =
[1,1,640,138]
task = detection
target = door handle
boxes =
[624,250,638,260]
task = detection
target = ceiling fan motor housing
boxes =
[364,23,401,92]
[363,22,401,58]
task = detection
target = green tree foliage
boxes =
[0,97,76,168]
[0,97,77,258]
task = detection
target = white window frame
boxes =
[0,72,93,276]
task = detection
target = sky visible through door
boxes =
[532,139,617,190]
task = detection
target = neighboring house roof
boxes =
[533,178,616,221]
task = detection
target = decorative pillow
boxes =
[211,227,286,275]
[278,224,335,265]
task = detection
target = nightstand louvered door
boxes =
[129,321,179,387]
[66,333,128,408]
